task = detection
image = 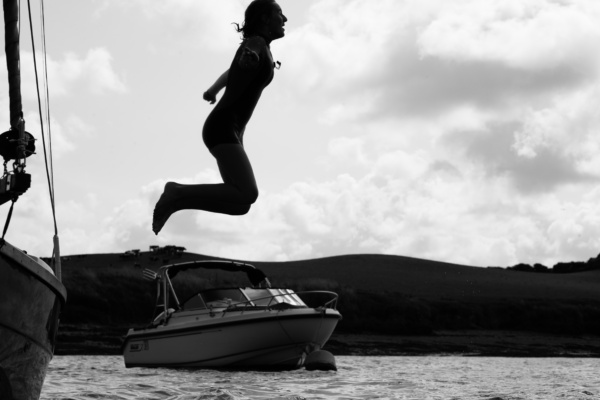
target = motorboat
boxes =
[122,260,342,370]
[0,1,67,398]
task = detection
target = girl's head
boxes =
[234,0,287,41]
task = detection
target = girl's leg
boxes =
[152,143,259,234]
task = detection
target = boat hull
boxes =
[0,241,66,400]
[123,308,341,369]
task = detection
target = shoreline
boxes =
[55,326,600,358]
[326,331,600,357]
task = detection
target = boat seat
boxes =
[206,299,233,308]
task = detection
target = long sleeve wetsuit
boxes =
[202,36,275,149]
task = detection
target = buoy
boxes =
[304,350,337,371]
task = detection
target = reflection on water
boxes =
[41,356,600,400]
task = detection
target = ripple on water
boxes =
[40,356,600,400]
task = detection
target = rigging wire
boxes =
[39,0,55,209]
[26,0,61,280]
[26,0,57,235]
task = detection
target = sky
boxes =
[1,0,600,267]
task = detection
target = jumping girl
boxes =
[152,0,287,234]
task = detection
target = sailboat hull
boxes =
[0,241,66,400]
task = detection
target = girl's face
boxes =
[267,3,287,40]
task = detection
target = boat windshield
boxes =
[183,288,246,310]
[182,288,306,310]
[243,288,305,307]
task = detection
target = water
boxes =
[40,356,599,400]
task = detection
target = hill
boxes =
[54,251,600,357]
[253,254,600,301]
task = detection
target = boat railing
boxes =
[294,290,339,310]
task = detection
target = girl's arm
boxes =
[203,37,264,104]
[203,69,229,104]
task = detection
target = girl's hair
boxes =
[233,0,277,38]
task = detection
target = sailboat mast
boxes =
[3,0,23,131]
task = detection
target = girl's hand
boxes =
[203,91,217,104]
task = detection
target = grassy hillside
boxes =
[54,251,600,355]
[254,254,600,301]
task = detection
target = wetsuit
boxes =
[202,36,275,149]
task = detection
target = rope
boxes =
[40,0,55,209]
[26,0,61,280]
[39,0,61,280]
[27,0,57,235]
[1,199,16,241]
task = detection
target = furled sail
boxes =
[3,0,22,130]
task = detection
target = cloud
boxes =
[1,47,125,141]
[281,0,600,121]
[50,48,128,95]
[547,188,600,260]
[1,49,127,99]
[279,0,401,97]
[98,0,245,53]
[326,137,368,167]
[513,84,600,160]
[89,149,501,266]
[445,120,600,194]
[417,0,600,71]
[14,142,598,267]
[283,0,600,199]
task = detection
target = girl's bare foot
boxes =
[152,182,178,234]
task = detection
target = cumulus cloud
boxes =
[546,188,600,260]
[283,0,600,123]
[41,144,599,268]
[417,0,600,71]
[50,48,128,95]
[1,49,127,99]
[113,150,582,266]
[326,137,368,167]
[292,0,600,190]
[98,0,245,53]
